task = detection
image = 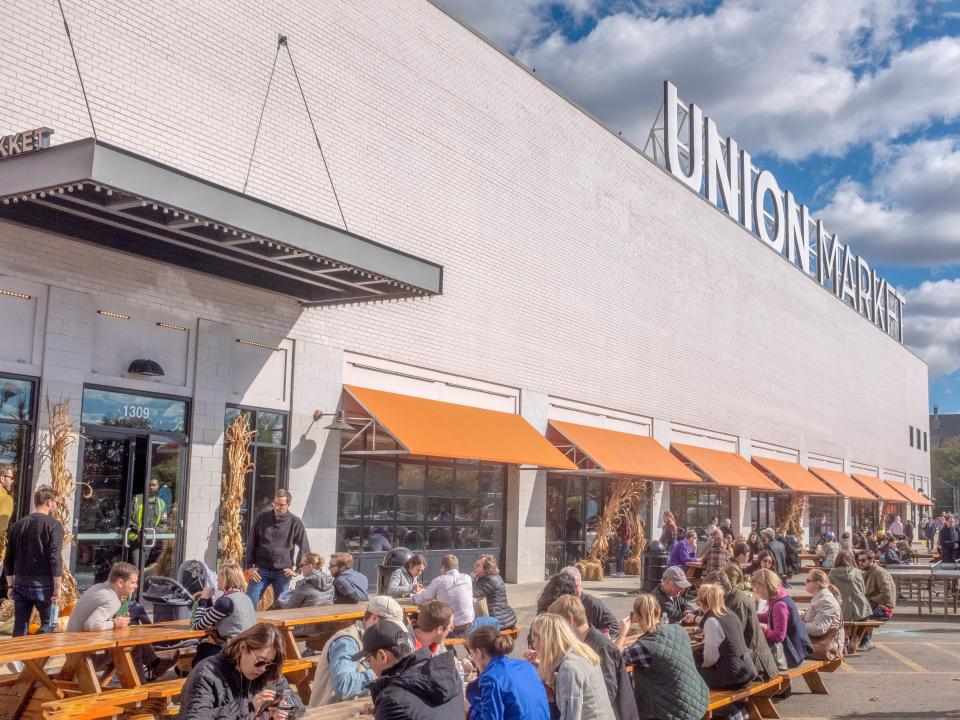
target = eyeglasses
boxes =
[251,652,277,670]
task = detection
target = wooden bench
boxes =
[42,686,152,720]
[443,625,521,648]
[705,676,783,719]
[844,620,883,654]
[778,657,841,695]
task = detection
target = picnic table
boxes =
[304,697,371,719]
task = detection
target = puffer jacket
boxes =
[862,565,897,609]
[370,646,464,720]
[178,651,304,719]
[827,565,871,622]
[629,623,709,720]
[284,570,334,608]
[803,587,842,637]
[473,574,517,629]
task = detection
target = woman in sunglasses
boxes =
[179,622,305,719]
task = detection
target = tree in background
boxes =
[932,437,960,514]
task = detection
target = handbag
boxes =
[771,641,788,671]
[473,596,489,618]
[807,627,842,661]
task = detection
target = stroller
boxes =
[141,560,216,674]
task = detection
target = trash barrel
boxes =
[640,540,669,592]
[377,547,412,595]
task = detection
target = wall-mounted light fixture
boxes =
[310,408,353,431]
[128,359,165,377]
[97,309,130,320]
[157,321,188,332]
[0,288,31,300]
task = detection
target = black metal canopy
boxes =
[0,139,443,305]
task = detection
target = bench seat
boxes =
[705,676,784,718]
[42,686,151,720]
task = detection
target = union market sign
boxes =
[661,82,904,343]
[0,127,54,159]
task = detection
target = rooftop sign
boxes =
[662,82,904,343]
[0,127,53,159]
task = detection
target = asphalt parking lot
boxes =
[508,577,960,720]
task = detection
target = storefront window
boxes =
[808,496,840,539]
[670,485,731,533]
[0,375,36,566]
[750,492,791,531]
[851,500,878,532]
[222,407,288,546]
[336,456,505,582]
[882,501,905,531]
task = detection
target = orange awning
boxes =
[852,474,905,502]
[548,420,700,482]
[671,444,780,491]
[885,481,933,506]
[809,468,876,500]
[752,456,837,495]
[343,385,576,470]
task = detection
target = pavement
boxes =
[504,574,960,720]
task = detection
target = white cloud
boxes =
[817,137,960,265]
[444,1,960,162]
[903,279,960,378]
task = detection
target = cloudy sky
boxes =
[440,0,960,412]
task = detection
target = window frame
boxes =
[0,373,39,521]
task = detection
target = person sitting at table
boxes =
[558,566,620,637]
[411,554,474,636]
[694,583,756,690]
[801,569,843,660]
[386,553,427,598]
[472,554,517,630]
[413,600,454,655]
[747,549,776,575]
[699,528,730,576]
[816,531,840,569]
[839,532,853,552]
[651,566,698,625]
[329,552,369,604]
[66,561,170,681]
[308,594,407,708]
[360,619,464,720]
[616,593,708,720]
[191,563,257,667]
[751,568,813,669]
[858,552,897,620]
[724,542,750,590]
[760,529,787,577]
[703,570,778,682]
[827,551,872,650]
[281,553,334,609]
[466,624,549,720]
[530,613,615,720]
[178,622,304,719]
[668,529,699,569]
[550,595,638,720]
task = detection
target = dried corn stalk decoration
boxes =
[578,477,648,581]
[777,493,807,538]
[220,411,254,566]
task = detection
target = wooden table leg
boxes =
[0,655,54,720]
[22,659,66,699]
[802,670,829,695]
[282,627,301,660]
[111,647,142,688]
[74,654,103,694]
[753,695,780,719]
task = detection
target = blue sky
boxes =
[444,0,960,412]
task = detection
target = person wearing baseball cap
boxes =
[308,594,409,708]
[651,566,698,625]
[361,619,464,719]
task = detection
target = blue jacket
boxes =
[466,655,549,720]
[333,568,369,604]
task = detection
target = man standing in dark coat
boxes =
[245,489,309,607]
[761,528,787,577]
[940,516,960,564]
[360,620,464,720]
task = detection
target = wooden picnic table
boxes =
[304,697,372,719]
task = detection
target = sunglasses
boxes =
[250,652,277,670]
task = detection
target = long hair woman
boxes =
[466,625,549,720]
[660,511,679,549]
[695,584,756,690]
[529,613,614,720]
[751,569,813,669]
[617,594,708,720]
[472,554,517,629]
[178,622,304,719]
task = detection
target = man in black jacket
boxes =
[245,489,309,607]
[550,594,638,720]
[358,620,464,720]
[761,528,787,577]
[3,485,63,636]
[559,566,620,636]
[652,566,698,624]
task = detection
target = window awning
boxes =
[671,444,779,491]
[809,468,876,500]
[0,139,442,305]
[885,481,933,506]
[341,385,576,469]
[751,456,837,495]
[852,474,905,502]
[547,420,700,482]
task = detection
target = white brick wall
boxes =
[0,1,930,560]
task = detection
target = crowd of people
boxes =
[4,480,960,719]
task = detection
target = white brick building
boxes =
[0,0,930,586]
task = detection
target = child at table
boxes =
[191,563,256,667]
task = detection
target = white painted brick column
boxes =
[506,390,548,584]
[650,417,672,542]
[289,341,343,559]
[185,319,233,568]
[735,436,753,537]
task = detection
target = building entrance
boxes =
[74,388,189,592]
